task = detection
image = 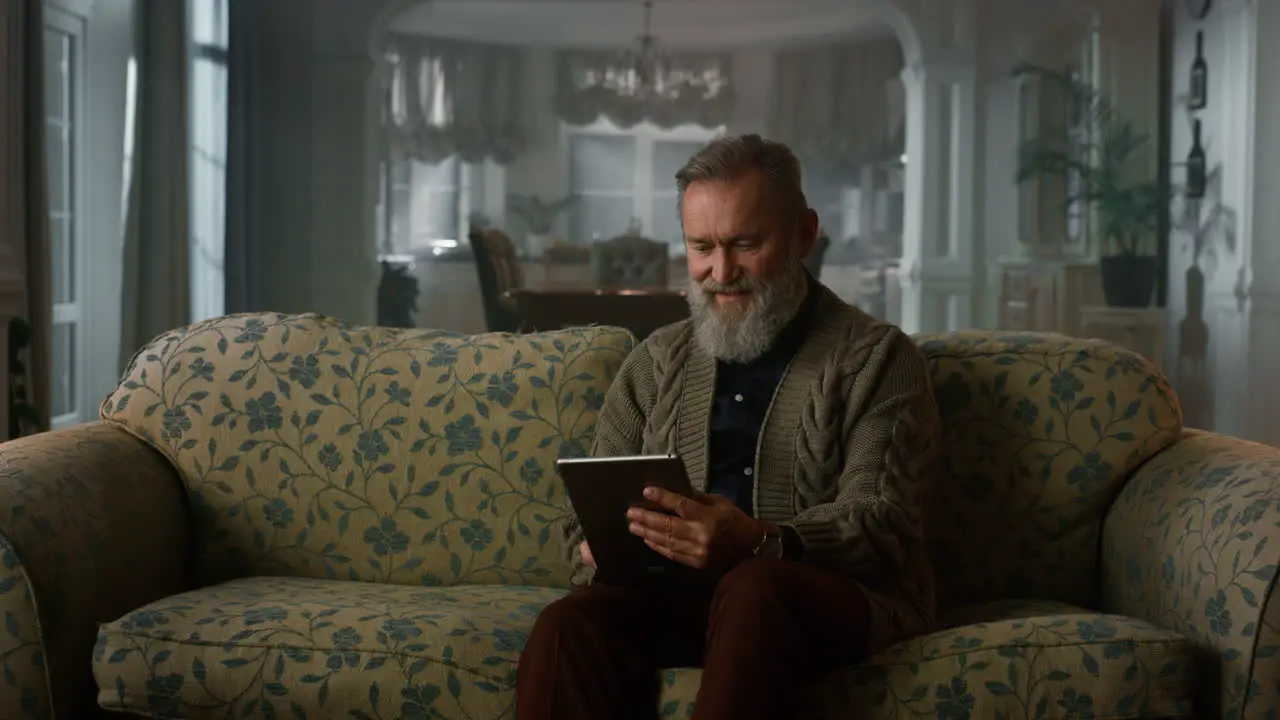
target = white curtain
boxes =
[385,35,527,165]
[555,49,735,130]
[1,0,52,437]
[119,0,190,372]
[769,38,906,166]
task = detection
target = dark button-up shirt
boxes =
[706,275,819,557]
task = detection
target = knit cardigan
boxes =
[564,286,944,653]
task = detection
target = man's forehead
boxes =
[686,171,767,202]
[683,177,772,223]
[685,231,764,245]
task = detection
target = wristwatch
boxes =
[752,525,785,559]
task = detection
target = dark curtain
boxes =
[223,0,259,313]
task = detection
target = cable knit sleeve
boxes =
[560,341,659,586]
[783,331,942,602]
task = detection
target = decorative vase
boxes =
[525,233,551,257]
[1099,255,1158,308]
[376,260,420,329]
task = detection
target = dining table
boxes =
[504,286,691,341]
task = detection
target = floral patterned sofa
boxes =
[1,312,1278,719]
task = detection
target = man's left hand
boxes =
[626,487,762,570]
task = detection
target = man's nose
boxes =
[711,249,738,285]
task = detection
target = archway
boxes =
[363,0,932,333]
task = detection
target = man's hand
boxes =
[578,540,596,569]
[626,487,762,570]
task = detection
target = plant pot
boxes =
[1099,254,1158,308]
[525,233,550,257]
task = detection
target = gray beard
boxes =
[687,262,809,364]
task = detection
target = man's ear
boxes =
[796,207,820,259]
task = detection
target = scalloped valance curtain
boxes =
[555,50,735,129]
[384,35,527,165]
[768,38,905,167]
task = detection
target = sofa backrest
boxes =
[102,313,634,589]
[914,331,1182,614]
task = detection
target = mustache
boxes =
[698,274,764,294]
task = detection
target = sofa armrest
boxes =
[1101,429,1280,720]
[0,422,190,719]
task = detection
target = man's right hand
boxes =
[579,541,596,568]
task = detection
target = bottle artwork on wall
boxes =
[1186,119,1207,200]
[1189,31,1208,110]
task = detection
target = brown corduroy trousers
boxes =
[515,556,871,720]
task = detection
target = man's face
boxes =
[680,170,818,362]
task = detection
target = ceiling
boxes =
[389,1,897,49]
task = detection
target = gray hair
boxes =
[674,134,807,217]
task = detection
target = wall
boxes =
[1166,0,1279,443]
[231,0,384,325]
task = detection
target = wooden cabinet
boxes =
[1077,306,1166,368]
[997,260,1104,336]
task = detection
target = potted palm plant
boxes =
[507,194,576,256]
[1014,64,1166,307]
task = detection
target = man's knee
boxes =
[711,557,793,615]
[526,591,606,648]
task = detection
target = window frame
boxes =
[44,5,88,429]
[561,118,723,251]
[188,0,229,323]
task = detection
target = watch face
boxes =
[1186,0,1211,19]
[763,535,785,559]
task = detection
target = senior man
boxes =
[517,134,942,720]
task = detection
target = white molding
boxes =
[389,1,892,49]
[43,0,96,20]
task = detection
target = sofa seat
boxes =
[94,577,569,719]
[94,578,1194,719]
[659,599,1194,719]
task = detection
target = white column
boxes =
[1235,0,1280,444]
[899,59,982,334]
[1164,0,1280,444]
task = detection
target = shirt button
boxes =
[734,393,744,402]
[743,467,753,476]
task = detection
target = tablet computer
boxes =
[556,454,700,585]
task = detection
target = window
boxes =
[189,0,229,322]
[564,119,722,253]
[839,187,862,241]
[380,154,474,256]
[44,8,85,426]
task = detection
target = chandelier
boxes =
[615,1,669,98]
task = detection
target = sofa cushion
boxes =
[658,599,1193,719]
[95,581,1192,719]
[95,577,569,719]
[913,331,1183,612]
[100,314,635,589]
